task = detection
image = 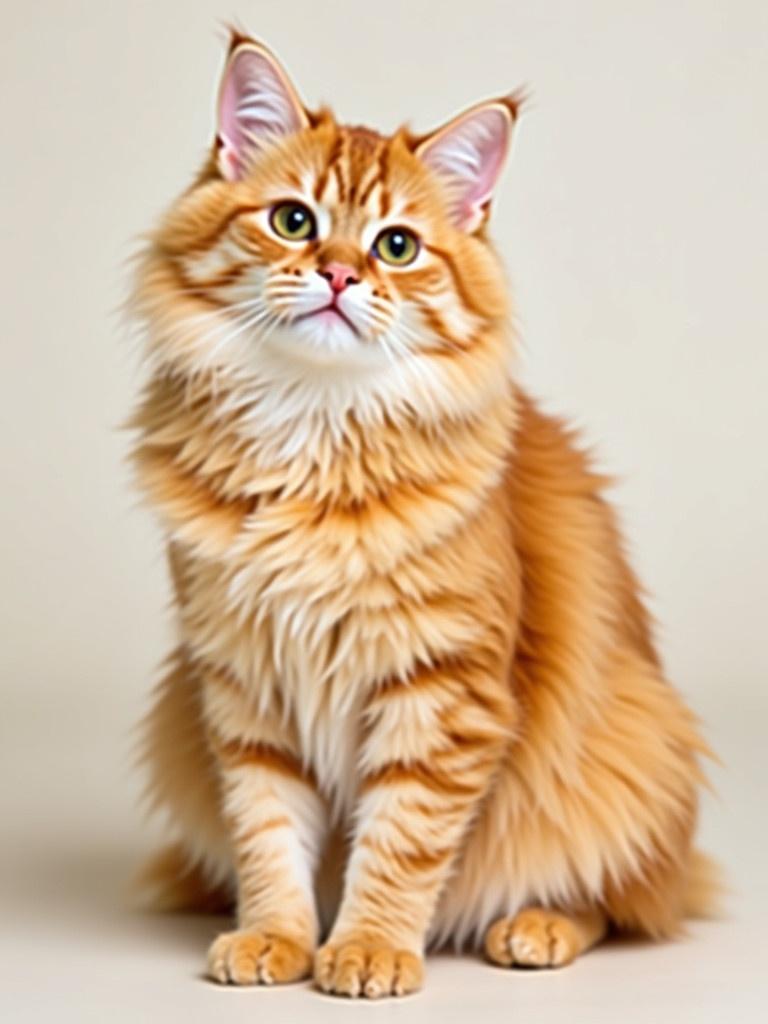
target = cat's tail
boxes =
[684,849,725,920]
[133,842,233,913]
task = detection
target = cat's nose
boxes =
[318,262,360,294]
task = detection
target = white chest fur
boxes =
[180,534,383,822]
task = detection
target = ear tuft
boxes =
[415,99,518,232]
[216,41,308,181]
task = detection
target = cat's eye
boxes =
[372,227,420,267]
[269,201,317,242]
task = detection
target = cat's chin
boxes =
[261,319,390,371]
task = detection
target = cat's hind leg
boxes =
[484,906,607,968]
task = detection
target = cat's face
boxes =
[142,38,518,416]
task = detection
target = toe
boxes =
[207,930,267,984]
[484,917,514,966]
[332,943,367,998]
[260,936,312,983]
[545,920,579,966]
[510,920,550,966]
[393,950,423,995]
[364,949,395,998]
[207,930,312,986]
[485,910,581,969]
[314,940,423,998]
[313,944,336,992]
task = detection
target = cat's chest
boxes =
[182,474,438,683]
[177,467,481,811]
[180,517,393,814]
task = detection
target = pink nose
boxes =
[318,262,360,293]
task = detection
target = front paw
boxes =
[207,929,313,985]
[314,937,423,998]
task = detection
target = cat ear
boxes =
[216,40,309,181]
[415,99,518,232]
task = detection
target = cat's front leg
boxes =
[315,658,514,998]
[201,663,327,986]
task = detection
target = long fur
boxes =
[130,34,717,996]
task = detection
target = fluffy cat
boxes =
[131,33,717,998]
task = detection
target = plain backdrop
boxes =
[1,3,766,1022]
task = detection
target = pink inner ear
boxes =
[419,106,512,230]
[218,47,306,181]
[464,109,510,211]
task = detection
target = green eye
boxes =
[269,201,316,241]
[373,227,420,267]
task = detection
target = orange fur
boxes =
[130,34,717,998]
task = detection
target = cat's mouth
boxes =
[294,303,360,338]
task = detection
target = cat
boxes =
[131,31,718,999]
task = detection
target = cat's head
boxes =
[139,35,520,421]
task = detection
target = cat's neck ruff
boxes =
[237,327,516,460]
[142,313,518,467]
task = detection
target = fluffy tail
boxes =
[684,849,725,920]
[134,842,233,913]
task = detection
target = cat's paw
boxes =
[207,929,313,985]
[485,909,579,968]
[314,938,423,998]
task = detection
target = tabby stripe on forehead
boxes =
[356,166,380,209]
[357,144,389,211]
[314,129,344,201]
[332,160,347,203]
[338,131,354,202]
[378,145,391,216]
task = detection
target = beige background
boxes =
[1,2,766,1021]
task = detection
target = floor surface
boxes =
[2,688,765,1023]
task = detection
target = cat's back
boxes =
[506,386,659,685]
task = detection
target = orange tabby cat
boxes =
[131,33,717,998]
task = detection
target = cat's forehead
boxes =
[342,125,384,152]
[303,122,420,226]
[316,125,388,203]
[248,118,432,233]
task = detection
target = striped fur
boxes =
[131,35,716,998]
